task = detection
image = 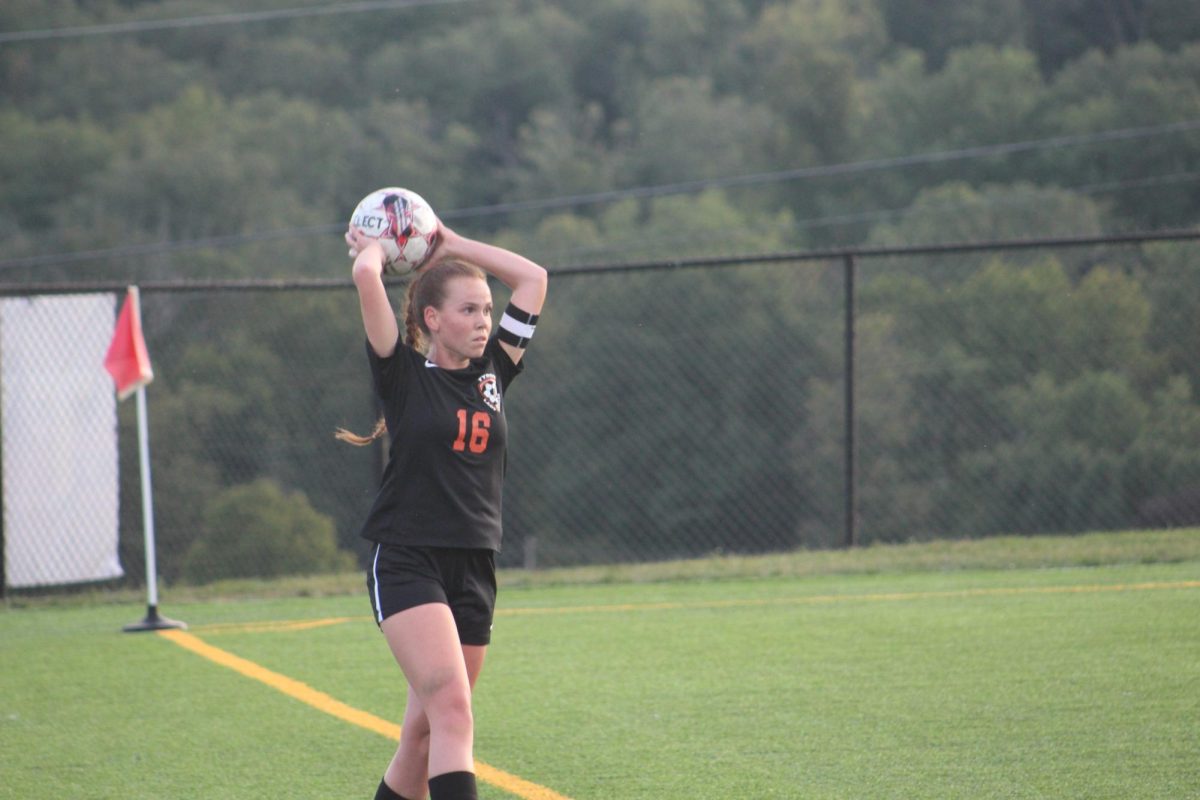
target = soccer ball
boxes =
[348,187,440,274]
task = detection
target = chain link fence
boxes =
[3,232,1199,592]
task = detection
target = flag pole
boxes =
[118,287,184,633]
[123,381,183,631]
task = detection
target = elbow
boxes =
[352,259,382,287]
[531,264,549,295]
[528,266,549,309]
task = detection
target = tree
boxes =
[878,0,1027,69]
[17,38,200,120]
[731,0,886,173]
[1024,0,1141,72]
[182,479,354,583]
[0,111,113,231]
[868,182,1104,248]
[1144,242,1200,396]
[214,36,356,105]
[364,4,584,194]
[863,182,1106,285]
[850,46,1052,221]
[859,45,1045,158]
[1140,0,1200,51]
[847,255,1159,541]
[81,87,281,242]
[503,191,826,563]
[952,371,1146,535]
[1034,43,1200,227]
[502,106,618,210]
[496,211,606,268]
[795,308,940,545]
[0,0,90,109]
[558,0,750,124]
[1126,378,1200,525]
[617,76,776,189]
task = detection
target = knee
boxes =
[431,685,473,733]
[417,670,473,731]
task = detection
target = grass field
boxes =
[3,532,1199,799]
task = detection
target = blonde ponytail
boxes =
[334,417,387,447]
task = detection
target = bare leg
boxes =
[386,685,431,798]
[381,604,488,799]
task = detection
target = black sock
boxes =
[374,778,415,800]
[428,771,478,800]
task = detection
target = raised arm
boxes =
[430,224,548,364]
[347,229,400,358]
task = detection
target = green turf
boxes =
[3,561,1198,799]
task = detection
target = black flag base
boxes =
[123,604,187,633]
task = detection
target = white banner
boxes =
[2,294,124,587]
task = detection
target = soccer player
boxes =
[340,221,547,800]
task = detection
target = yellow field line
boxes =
[187,579,1200,635]
[190,617,360,634]
[160,579,1196,796]
[157,629,573,800]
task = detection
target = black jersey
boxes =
[358,335,523,551]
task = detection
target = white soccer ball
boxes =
[348,187,440,274]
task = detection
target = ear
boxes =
[423,305,439,333]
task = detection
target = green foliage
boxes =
[836,256,1171,543]
[181,478,355,582]
[1022,0,1200,72]
[863,46,1044,153]
[732,0,884,174]
[1144,243,1200,395]
[504,107,617,204]
[2,0,1200,571]
[879,0,1027,68]
[3,0,1198,257]
[23,38,201,119]
[867,181,1105,251]
[506,192,825,561]
[622,76,776,186]
[1036,43,1200,227]
[0,111,113,231]
[213,36,356,104]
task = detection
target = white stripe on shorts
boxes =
[371,543,384,623]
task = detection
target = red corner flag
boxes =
[104,286,154,401]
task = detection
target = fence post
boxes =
[843,253,857,548]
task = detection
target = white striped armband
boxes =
[498,303,539,349]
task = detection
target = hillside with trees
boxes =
[3,0,1199,276]
[2,1,1199,577]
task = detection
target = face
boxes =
[425,276,493,365]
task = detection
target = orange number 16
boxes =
[453,409,491,453]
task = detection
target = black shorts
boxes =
[367,543,497,646]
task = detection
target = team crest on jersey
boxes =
[477,373,501,412]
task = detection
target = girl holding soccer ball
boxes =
[341,212,547,800]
